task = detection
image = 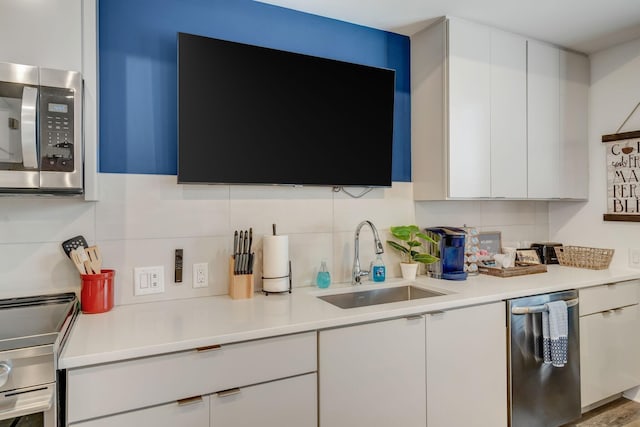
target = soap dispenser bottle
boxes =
[316,260,331,288]
[371,254,386,282]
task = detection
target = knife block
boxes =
[228,257,254,299]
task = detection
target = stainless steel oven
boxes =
[0,62,83,194]
[0,293,78,427]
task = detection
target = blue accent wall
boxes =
[99,0,411,182]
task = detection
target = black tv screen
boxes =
[177,32,395,187]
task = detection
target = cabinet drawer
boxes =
[67,331,316,423]
[579,280,639,316]
[211,373,317,427]
[70,395,210,427]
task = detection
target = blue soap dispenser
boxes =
[371,254,386,282]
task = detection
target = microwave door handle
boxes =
[20,86,38,169]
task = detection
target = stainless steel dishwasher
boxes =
[508,289,580,427]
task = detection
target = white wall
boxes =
[549,36,640,268]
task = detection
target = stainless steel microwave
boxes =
[0,62,82,194]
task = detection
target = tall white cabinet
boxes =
[411,17,588,200]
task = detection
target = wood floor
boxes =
[562,398,640,426]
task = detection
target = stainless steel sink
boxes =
[318,285,444,309]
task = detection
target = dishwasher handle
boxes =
[511,298,578,315]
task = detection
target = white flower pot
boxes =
[400,262,419,281]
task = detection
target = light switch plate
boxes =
[134,266,165,295]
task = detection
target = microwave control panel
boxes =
[39,87,75,172]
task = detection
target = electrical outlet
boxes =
[134,266,165,295]
[193,263,209,288]
[629,249,640,268]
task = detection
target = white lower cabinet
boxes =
[66,332,317,427]
[211,373,316,427]
[319,316,426,427]
[580,302,640,407]
[426,301,507,427]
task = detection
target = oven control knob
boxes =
[0,361,11,387]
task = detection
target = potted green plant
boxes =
[387,225,439,280]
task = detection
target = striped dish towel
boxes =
[542,300,568,367]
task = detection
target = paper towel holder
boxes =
[262,261,292,295]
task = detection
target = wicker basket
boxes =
[555,246,614,270]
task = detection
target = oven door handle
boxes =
[511,298,578,315]
[20,86,38,169]
[0,384,53,422]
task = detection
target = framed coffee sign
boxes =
[603,130,640,222]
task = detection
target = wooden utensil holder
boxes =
[228,257,254,299]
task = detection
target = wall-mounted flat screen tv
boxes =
[177,32,395,187]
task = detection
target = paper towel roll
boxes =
[263,235,289,292]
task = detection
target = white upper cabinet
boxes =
[490,30,528,198]
[560,50,590,199]
[448,18,492,198]
[527,40,561,198]
[411,17,588,200]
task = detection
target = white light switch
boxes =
[134,266,165,295]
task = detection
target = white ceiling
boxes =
[255,0,640,54]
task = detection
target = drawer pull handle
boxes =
[429,310,445,316]
[217,388,241,398]
[406,315,424,320]
[177,395,203,406]
[196,344,222,352]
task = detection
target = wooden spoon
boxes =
[85,246,102,274]
[70,249,87,275]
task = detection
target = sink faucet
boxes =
[352,220,384,285]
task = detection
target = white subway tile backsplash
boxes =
[333,182,415,232]
[415,200,482,228]
[96,173,230,240]
[230,185,333,235]
[287,233,333,288]
[480,201,536,227]
[535,202,550,225]
[0,242,79,298]
[98,236,229,306]
[0,174,549,303]
[0,197,95,244]
[332,229,405,284]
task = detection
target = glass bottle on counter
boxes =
[316,260,331,288]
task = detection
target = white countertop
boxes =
[59,266,640,369]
